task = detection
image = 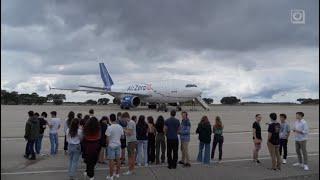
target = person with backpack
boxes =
[267,113,281,170]
[24,111,40,160]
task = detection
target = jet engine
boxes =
[120,95,141,109]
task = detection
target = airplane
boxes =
[50,63,210,111]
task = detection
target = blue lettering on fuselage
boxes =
[127,84,152,91]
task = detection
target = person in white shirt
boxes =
[292,112,309,171]
[66,118,83,180]
[49,111,61,155]
[105,114,124,180]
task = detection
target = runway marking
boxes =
[1,153,318,175]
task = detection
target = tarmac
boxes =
[1,104,319,180]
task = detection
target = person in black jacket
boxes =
[24,111,40,160]
[196,116,212,165]
[35,112,48,155]
[98,116,109,163]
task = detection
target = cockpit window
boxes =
[185,84,197,87]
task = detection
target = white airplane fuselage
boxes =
[111,80,202,104]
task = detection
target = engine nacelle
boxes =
[120,95,141,109]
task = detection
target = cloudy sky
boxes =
[1,0,319,103]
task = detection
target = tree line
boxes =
[1,90,318,105]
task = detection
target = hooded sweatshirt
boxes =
[24,116,40,140]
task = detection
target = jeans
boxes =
[155,133,166,163]
[35,134,44,154]
[137,140,148,165]
[197,142,210,164]
[148,133,156,163]
[279,139,288,159]
[295,140,308,164]
[167,139,179,168]
[49,133,59,155]
[68,144,81,177]
[211,135,224,160]
[64,135,68,151]
[25,139,36,158]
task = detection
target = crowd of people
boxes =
[23,109,310,180]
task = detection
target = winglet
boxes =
[99,63,114,91]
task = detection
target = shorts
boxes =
[107,146,121,160]
[120,138,127,149]
[127,141,137,157]
[254,142,261,151]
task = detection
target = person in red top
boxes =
[83,117,101,180]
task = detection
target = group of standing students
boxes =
[24,108,311,180]
[252,112,310,171]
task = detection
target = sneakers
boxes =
[256,160,261,164]
[178,161,184,165]
[282,159,287,164]
[144,163,149,167]
[123,171,132,175]
[106,176,113,180]
[303,165,309,171]
[183,163,191,167]
[137,163,142,166]
[114,174,120,178]
[292,162,301,167]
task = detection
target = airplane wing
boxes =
[50,87,151,98]
[79,85,106,90]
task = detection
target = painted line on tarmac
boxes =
[1,153,318,175]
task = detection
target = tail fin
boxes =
[99,63,114,91]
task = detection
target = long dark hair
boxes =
[67,111,75,127]
[200,116,210,125]
[155,115,165,131]
[100,116,110,126]
[84,117,100,136]
[69,118,80,138]
[137,115,147,128]
[147,116,155,125]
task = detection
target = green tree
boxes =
[220,96,241,105]
[98,98,110,105]
[84,99,98,105]
[202,98,214,104]
[47,94,66,105]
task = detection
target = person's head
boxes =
[269,113,277,121]
[100,116,109,125]
[68,111,75,120]
[131,115,137,122]
[34,112,39,117]
[170,110,176,117]
[122,112,130,121]
[147,116,154,125]
[200,115,210,125]
[156,115,165,128]
[28,111,34,117]
[255,114,262,122]
[84,117,100,136]
[84,114,90,121]
[69,118,80,138]
[77,113,82,119]
[89,109,94,115]
[181,111,188,119]
[296,112,304,120]
[137,115,146,126]
[110,113,117,123]
[41,112,47,118]
[279,114,287,123]
[50,111,57,118]
[215,116,223,128]
[117,112,122,120]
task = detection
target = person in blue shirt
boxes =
[164,110,180,169]
[178,111,191,167]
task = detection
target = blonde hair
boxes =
[214,116,223,128]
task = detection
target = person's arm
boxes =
[24,122,30,140]
[286,124,291,138]
[268,132,272,141]
[125,123,133,136]
[196,125,199,134]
